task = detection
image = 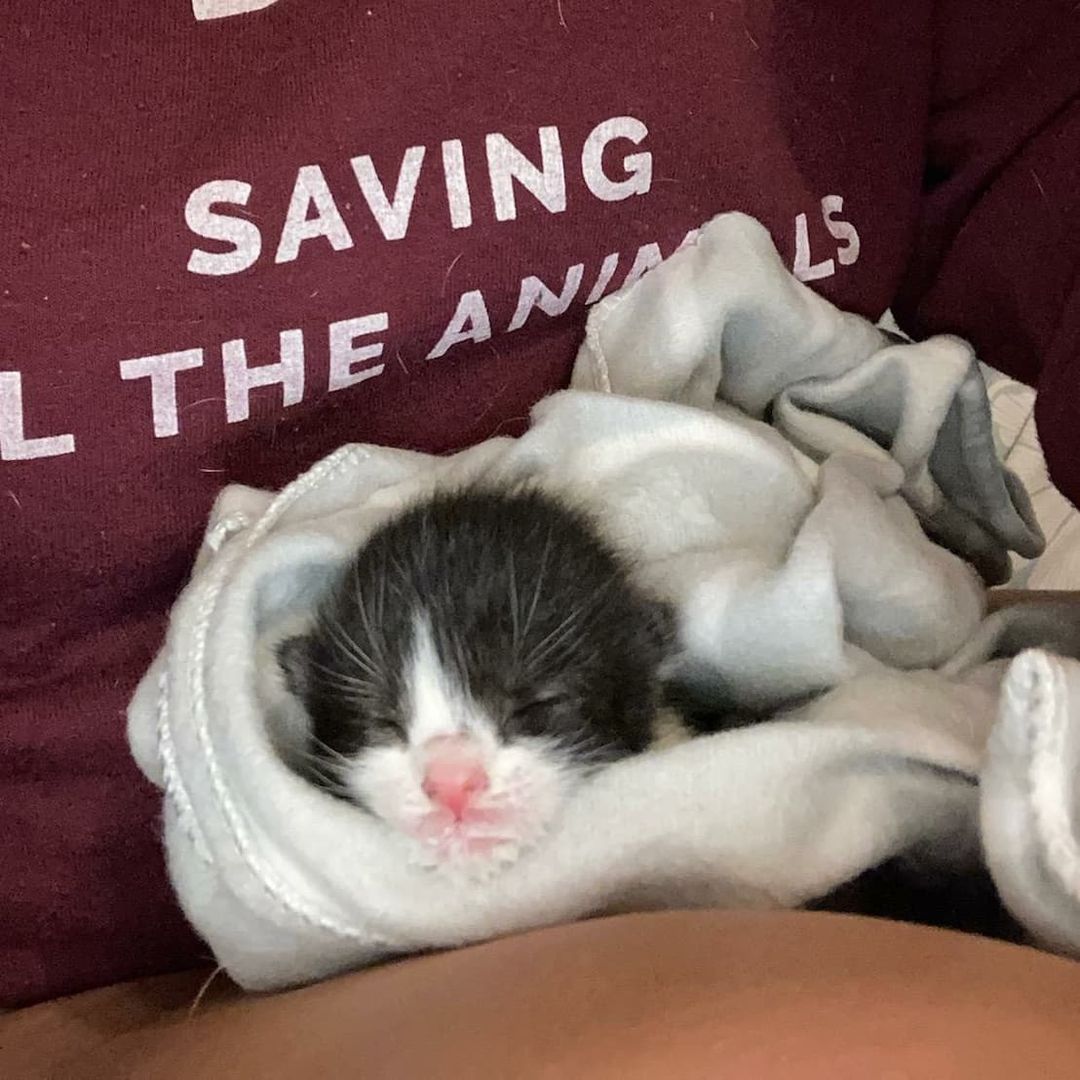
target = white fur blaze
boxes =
[406,616,492,745]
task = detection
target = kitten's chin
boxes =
[402,811,556,875]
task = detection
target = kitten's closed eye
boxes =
[366,715,408,742]
[509,693,571,737]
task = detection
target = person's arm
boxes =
[894,0,1080,502]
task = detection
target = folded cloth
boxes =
[573,213,1044,584]
[129,213,1077,994]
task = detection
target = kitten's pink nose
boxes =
[421,737,489,819]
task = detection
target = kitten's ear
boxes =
[276,635,312,698]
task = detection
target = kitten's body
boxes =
[279,486,676,862]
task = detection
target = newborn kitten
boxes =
[278,485,677,863]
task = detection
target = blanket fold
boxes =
[130,212,1079,993]
[573,213,1043,584]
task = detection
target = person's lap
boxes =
[5,909,1080,1079]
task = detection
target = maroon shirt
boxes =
[2,0,1078,1006]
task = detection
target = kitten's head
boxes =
[279,488,674,865]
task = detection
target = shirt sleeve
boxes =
[893,0,1080,503]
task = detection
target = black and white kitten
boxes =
[278,485,678,862]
